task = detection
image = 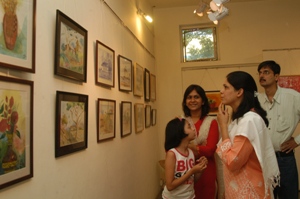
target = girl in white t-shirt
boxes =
[162,117,208,199]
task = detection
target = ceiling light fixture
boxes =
[137,8,153,23]
[194,0,229,24]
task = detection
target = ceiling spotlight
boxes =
[137,8,153,23]
[194,2,207,17]
[208,6,229,24]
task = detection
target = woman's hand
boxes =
[217,103,230,140]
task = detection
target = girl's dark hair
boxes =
[164,118,187,151]
[182,84,210,119]
[226,71,269,126]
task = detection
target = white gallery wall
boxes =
[154,0,300,188]
[0,0,160,198]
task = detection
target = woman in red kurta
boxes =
[182,84,221,199]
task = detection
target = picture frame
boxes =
[134,103,144,133]
[278,75,300,92]
[150,74,156,101]
[144,69,150,102]
[54,10,88,82]
[120,101,132,137]
[55,91,88,157]
[151,109,156,126]
[118,55,132,92]
[0,0,36,73]
[145,105,151,128]
[96,40,115,87]
[133,63,144,97]
[97,98,116,141]
[206,90,221,116]
[0,76,33,190]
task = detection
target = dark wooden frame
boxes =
[118,55,133,92]
[97,98,116,141]
[55,91,88,157]
[0,76,33,189]
[150,73,156,101]
[145,105,151,128]
[54,10,88,82]
[120,101,132,137]
[96,40,115,87]
[144,68,150,102]
[0,0,36,73]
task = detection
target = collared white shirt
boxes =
[257,86,300,151]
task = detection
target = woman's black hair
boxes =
[226,71,269,126]
[164,118,188,151]
[182,84,210,119]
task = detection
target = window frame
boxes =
[180,24,218,62]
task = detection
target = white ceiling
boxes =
[147,0,266,8]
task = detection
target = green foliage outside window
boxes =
[182,26,218,62]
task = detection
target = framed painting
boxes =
[0,0,36,73]
[145,105,151,128]
[133,63,144,97]
[134,103,144,133]
[54,10,88,82]
[55,91,88,157]
[150,74,156,101]
[151,109,156,126]
[97,98,116,141]
[144,69,150,102]
[278,75,300,92]
[0,76,33,189]
[206,90,221,116]
[118,55,132,92]
[120,101,132,137]
[96,40,115,87]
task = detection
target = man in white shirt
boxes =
[257,60,300,199]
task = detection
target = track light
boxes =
[194,0,230,24]
[208,5,229,24]
[137,8,153,23]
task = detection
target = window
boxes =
[181,25,218,62]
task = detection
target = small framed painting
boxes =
[144,69,150,102]
[150,74,156,101]
[151,109,156,126]
[55,10,88,82]
[120,101,132,137]
[0,76,33,189]
[133,63,144,97]
[118,55,133,92]
[145,105,151,128]
[97,98,116,141]
[134,103,144,133]
[55,91,88,157]
[205,90,221,116]
[96,40,115,87]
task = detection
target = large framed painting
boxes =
[0,0,36,73]
[205,90,221,116]
[97,98,116,142]
[96,40,115,87]
[118,55,132,92]
[133,63,144,97]
[54,10,88,82]
[134,103,144,133]
[278,75,300,92]
[120,101,132,137]
[0,76,33,190]
[55,91,88,157]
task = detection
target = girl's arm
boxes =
[194,156,208,182]
[165,151,206,191]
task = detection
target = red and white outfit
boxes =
[162,148,195,199]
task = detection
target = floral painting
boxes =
[97,99,115,141]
